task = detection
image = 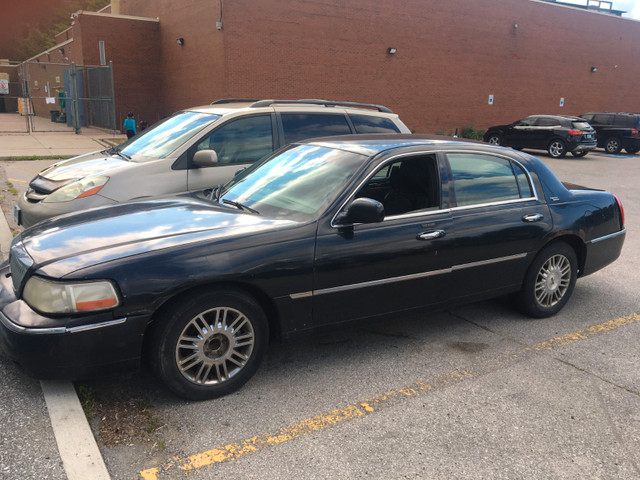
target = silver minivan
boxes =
[16,99,410,227]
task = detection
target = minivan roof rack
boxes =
[211,98,260,105]
[250,99,394,113]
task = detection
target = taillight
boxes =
[568,129,582,136]
[614,194,625,227]
[631,129,639,137]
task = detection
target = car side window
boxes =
[448,153,532,207]
[518,117,536,126]
[592,114,613,125]
[281,113,352,143]
[196,115,273,165]
[535,117,559,127]
[356,155,440,216]
[350,114,401,134]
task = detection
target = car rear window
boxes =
[350,114,401,134]
[571,122,591,130]
[281,113,352,143]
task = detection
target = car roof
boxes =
[300,134,485,156]
[526,114,585,121]
[185,99,398,116]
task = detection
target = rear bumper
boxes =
[570,140,597,153]
[582,228,626,277]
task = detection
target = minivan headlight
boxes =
[43,176,109,203]
[23,276,120,314]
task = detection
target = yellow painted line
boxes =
[7,177,28,184]
[138,313,640,479]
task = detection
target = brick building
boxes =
[11,0,640,134]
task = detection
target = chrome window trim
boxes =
[589,228,626,244]
[331,149,539,228]
[0,312,126,335]
[289,253,527,299]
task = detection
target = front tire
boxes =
[548,139,567,158]
[604,136,622,154]
[514,243,577,318]
[148,289,269,400]
[486,133,503,146]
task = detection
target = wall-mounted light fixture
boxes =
[513,23,518,29]
[590,66,598,72]
[176,38,185,46]
[388,47,397,54]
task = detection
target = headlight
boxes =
[23,276,120,314]
[43,176,109,203]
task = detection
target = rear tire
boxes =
[548,139,567,158]
[604,137,622,154]
[513,243,577,318]
[148,288,269,400]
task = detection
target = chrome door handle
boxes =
[522,213,544,222]
[417,230,446,240]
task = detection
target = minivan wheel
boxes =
[486,133,503,146]
[148,289,269,400]
[548,139,567,158]
[513,243,577,318]
[604,137,622,154]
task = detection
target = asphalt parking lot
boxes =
[0,149,638,479]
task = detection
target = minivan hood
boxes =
[19,198,297,275]
[39,151,131,182]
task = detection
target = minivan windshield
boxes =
[115,111,220,160]
[219,144,366,221]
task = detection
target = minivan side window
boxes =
[281,113,351,143]
[448,153,533,207]
[350,114,401,134]
[197,115,273,165]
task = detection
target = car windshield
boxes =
[219,144,366,221]
[114,111,220,160]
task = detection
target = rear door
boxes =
[444,151,553,299]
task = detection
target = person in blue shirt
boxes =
[123,112,136,139]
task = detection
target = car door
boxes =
[312,153,456,325]
[444,151,552,300]
[503,117,537,147]
[186,114,276,190]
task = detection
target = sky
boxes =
[563,0,640,19]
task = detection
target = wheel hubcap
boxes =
[488,136,500,145]
[549,142,564,157]
[535,254,571,307]
[176,307,255,385]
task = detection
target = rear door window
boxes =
[592,114,613,125]
[281,113,352,143]
[350,114,401,134]
[447,153,533,207]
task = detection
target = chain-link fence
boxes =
[0,61,115,134]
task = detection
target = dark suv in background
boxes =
[579,112,640,154]
[483,115,597,158]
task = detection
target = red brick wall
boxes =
[116,0,640,134]
[74,13,161,128]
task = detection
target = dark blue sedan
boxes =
[0,135,626,400]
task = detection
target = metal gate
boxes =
[0,61,115,134]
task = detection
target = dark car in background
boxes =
[0,135,625,400]
[484,115,597,158]
[579,112,640,154]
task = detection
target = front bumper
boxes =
[0,265,150,379]
[16,193,117,228]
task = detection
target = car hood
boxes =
[38,151,132,182]
[18,198,298,276]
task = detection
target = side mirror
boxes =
[193,149,218,167]
[234,167,247,176]
[336,198,385,225]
